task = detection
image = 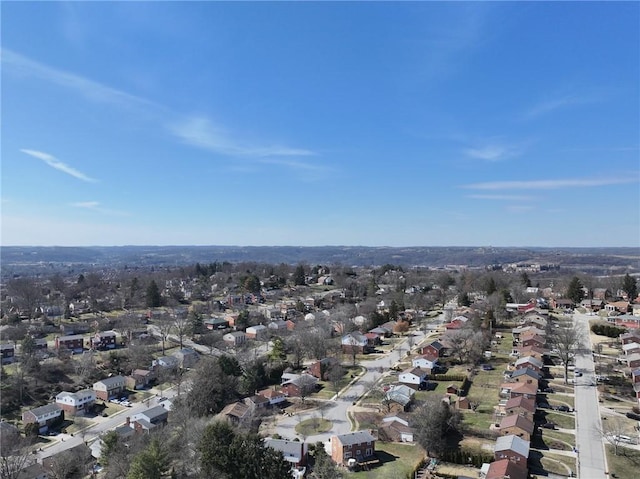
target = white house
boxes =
[55,389,96,416]
[398,367,429,389]
[411,355,439,371]
[246,325,269,340]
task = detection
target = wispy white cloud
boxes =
[462,177,637,190]
[6,49,318,170]
[1,48,161,112]
[70,201,129,217]
[524,93,598,119]
[506,205,535,213]
[21,149,97,182]
[170,116,316,158]
[463,142,524,162]
[467,194,534,201]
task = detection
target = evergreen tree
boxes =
[486,277,497,295]
[622,274,638,301]
[293,265,306,286]
[146,280,162,308]
[457,292,471,307]
[566,276,585,304]
[127,439,169,479]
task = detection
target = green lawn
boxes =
[350,442,425,479]
[538,451,576,476]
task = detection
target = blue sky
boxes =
[2,2,638,247]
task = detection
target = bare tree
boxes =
[0,433,34,479]
[172,311,190,349]
[154,314,173,356]
[297,375,318,404]
[7,278,42,321]
[73,351,97,385]
[600,416,632,456]
[549,322,584,384]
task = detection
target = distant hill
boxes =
[1,245,639,278]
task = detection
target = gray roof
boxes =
[141,405,169,422]
[95,375,125,388]
[264,438,305,462]
[334,430,376,446]
[26,403,62,418]
[494,434,530,457]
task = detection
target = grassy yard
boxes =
[350,442,425,479]
[537,451,577,476]
[606,444,640,479]
[537,428,576,450]
[542,411,575,429]
[294,418,331,437]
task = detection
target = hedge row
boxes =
[591,323,627,338]
[430,374,467,382]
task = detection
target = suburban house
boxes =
[244,394,270,410]
[508,368,541,383]
[514,356,544,373]
[379,414,414,443]
[516,345,547,360]
[398,367,429,390]
[126,369,155,390]
[218,401,251,424]
[90,331,117,350]
[422,340,446,358]
[383,384,415,412]
[330,430,377,466]
[512,326,545,341]
[173,348,199,368]
[204,317,229,330]
[245,325,269,340]
[22,403,63,432]
[93,376,126,400]
[499,381,538,399]
[623,342,640,356]
[498,414,535,441]
[581,299,605,311]
[494,434,530,464]
[620,330,640,345]
[480,458,528,479]
[223,331,246,347]
[411,355,439,372]
[308,357,340,380]
[258,388,287,406]
[55,334,84,353]
[551,298,574,310]
[0,344,15,364]
[627,353,640,370]
[55,389,96,416]
[606,301,630,314]
[369,326,392,338]
[152,355,180,369]
[267,320,289,332]
[519,333,546,349]
[341,332,372,354]
[264,438,308,467]
[128,405,169,433]
[280,373,318,398]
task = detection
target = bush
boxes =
[591,323,627,338]
[24,422,39,437]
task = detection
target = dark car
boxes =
[626,411,640,421]
[557,405,571,412]
[481,364,494,371]
[541,422,556,429]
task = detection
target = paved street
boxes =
[35,386,180,461]
[573,312,608,478]
[271,310,446,443]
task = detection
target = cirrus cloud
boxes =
[21,149,97,182]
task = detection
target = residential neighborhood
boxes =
[1,256,639,478]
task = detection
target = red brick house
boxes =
[90,331,117,350]
[330,430,376,466]
[308,357,340,380]
[93,375,126,400]
[499,396,536,419]
[55,334,84,352]
[419,340,446,358]
[498,414,534,441]
[482,458,528,479]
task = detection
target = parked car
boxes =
[556,405,571,412]
[481,364,494,371]
[626,411,640,421]
[541,422,556,429]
